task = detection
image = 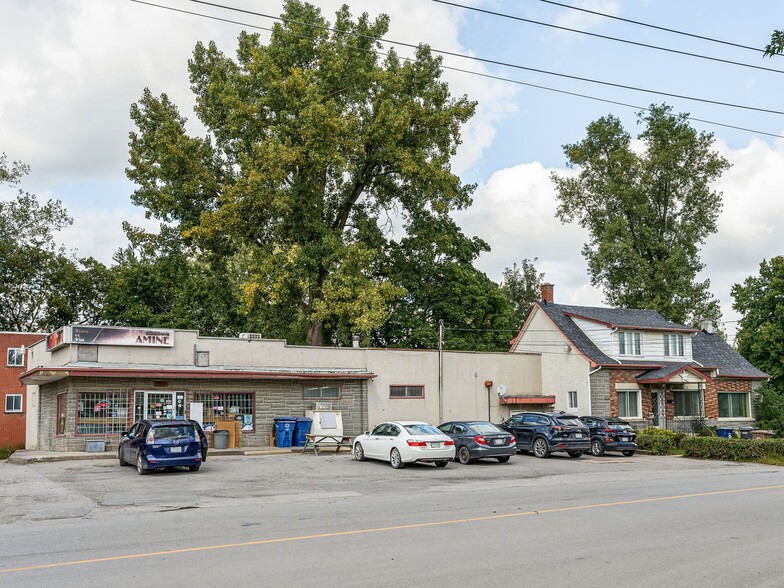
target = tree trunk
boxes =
[306,318,324,346]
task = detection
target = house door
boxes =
[651,391,664,428]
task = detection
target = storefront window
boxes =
[76,392,130,434]
[192,392,254,432]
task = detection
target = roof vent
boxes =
[239,333,263,341]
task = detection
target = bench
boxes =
[302,434,354,455]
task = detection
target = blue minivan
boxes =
[119,419,203,475]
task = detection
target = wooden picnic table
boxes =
[302,434,354,455]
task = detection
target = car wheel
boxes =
[354,442,366,462]
[136,454,149,475]
[118,449,128,467]
[496,456,511,463]
[435,460,448,468]
[457,446,472,465]
[622,450,636,457]
[533,437,550,458]
[591,439,605,457]
[567,451,584,458]
[390,448,404,469]
[189,465,200,472]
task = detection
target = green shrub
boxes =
[0,444,23,460]
[698,425,717,437]
[681,437,784,461]
[637,428,676,455]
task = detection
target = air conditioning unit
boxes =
[239,333,263,340]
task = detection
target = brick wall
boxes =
[1,332,46,447]
[38,376,368,452]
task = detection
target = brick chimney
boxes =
[541,283,554,304]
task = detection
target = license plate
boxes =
[621,437,629,442]
[574,433,583,439]
[493,439,503,445]
[169,446,183,453]
[430,442,441,448]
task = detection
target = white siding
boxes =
[572,317,613,355]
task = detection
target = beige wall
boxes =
[512,307,593,414]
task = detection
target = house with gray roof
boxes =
[510,284,769,431]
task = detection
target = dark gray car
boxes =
[438,421,517,464]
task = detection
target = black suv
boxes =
[579,416,638,457]
[500,412,590,458]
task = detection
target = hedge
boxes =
[637,428,676,455]
[680,437,784,461]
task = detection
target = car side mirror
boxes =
[364,431,370,435]
[121,431,129,437]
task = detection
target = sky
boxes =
[2,0,783,343]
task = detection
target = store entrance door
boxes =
[143,391,182,420]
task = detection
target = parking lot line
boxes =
[3,482,784,575]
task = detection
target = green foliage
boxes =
[551,104,729,327]
[764,30,784,57]
[698,425,718,437]
[126,1,477,345]
[500,258,544,327]
[732,256,784,434]
[0,153,108,331]
[0,443,24,461]
[637,427,676,455]
[681,437,784,461]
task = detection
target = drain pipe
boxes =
[588,366,602,416]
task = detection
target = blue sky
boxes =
[2,0,783,342]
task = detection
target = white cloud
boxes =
[552,0,621,34]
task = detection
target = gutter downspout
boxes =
[588,366,601,416]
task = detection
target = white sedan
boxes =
[353,421,456,468]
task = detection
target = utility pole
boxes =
[438,319,444,424]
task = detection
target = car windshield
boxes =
[471,423,503,434]
[152,425,196,440]
[404,424,442,436]
[556,417,583,427]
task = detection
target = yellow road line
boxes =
[3,483,784,574]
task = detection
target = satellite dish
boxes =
[497,384,507,396]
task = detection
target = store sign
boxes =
[46,328,67,351]
[72,326,174,347]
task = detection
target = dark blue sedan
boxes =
[438,421,516,464]
[119,419,203,475]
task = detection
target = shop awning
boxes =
[498,395,556,405]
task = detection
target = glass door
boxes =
[134,391,186,420]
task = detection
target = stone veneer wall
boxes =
[589,370,610,416]
[38,376,367,452]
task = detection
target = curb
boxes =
[7,447,296,465]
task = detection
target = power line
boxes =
[128,1,784,139]
[182,0,784,116]
[430,0,784,75]
[537,0,774,56]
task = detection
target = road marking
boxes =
[3,483,784,574]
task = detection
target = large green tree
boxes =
[500,257,544,327]
[0,154,106,331]
[764,30,784,57]
[127,1,476,345]
[551,104,729,326]
[732,257,784,435]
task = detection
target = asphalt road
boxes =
[2,452,784,587]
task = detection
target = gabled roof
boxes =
[692,331,769,378]
[517,301,768,379]
[635,363,709,384]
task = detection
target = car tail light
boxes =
[444,440,454,446]
[406,439,427,447]
[146,431,155,444]
[474,435,488,445]
[552,425,563,431]
[508,437,516,445]
[603,429,615,433]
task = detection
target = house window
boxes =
[76,392,130,434]
[390,385,424,399]
[57,393,67,435]
[192,392,255,431]
[674,390,701,417]
[6,348,24,367]
[617,390,640,418]
[618,331,642,356]
[567,391,578,410]
[5,394,23,413]
[718,392,749,418]
[303,386,341,400]
[663,333,685,357]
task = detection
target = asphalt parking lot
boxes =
[0,449,770,524]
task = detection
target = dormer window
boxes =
[618,331,642,356]
[663,333,685,357]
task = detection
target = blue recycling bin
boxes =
[293,416,313,447]
[716,428,734,438]
[274,416,297,447]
